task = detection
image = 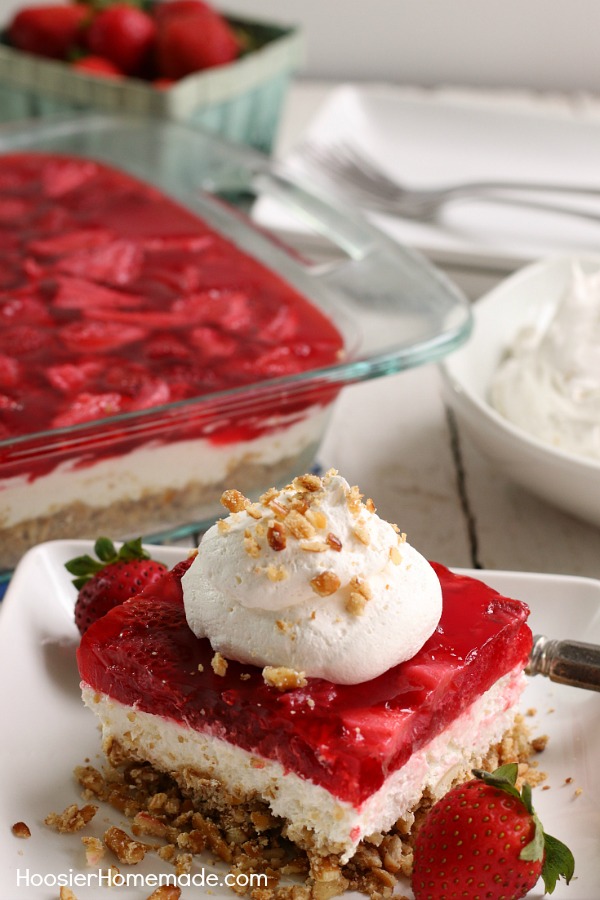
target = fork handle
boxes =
[442,180,600,198]
[527,634,600,692]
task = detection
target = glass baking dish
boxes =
[0,114,471,572]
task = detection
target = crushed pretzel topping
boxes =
[11,821,31,839]
[59,888,78,900]
[293,473,323,493]
[349,576,372,600]
[44,804,97,834]
[305,507,328,530]
[389,545,402,565]
[346,578,371,616]
[285,510,316,540]
[346,484,364,515]
[217,519,231,535]
[81,835,105,866]
[289,495,309,515]
[211,653,228,677]
[299,539,329,553]
[531,734,549,753]
[268,499,288,519]
[104,825,149,864]
[263,666,308,691]
[245,502,263,520]
[326,533,343,552]
[347,592,367,616]
[365,498,376,513]
[310,571,341,597]
[265,564,288,582]
[147,886,182,900]
[243,529,261,559]
[221,489,247,513]
[352,520,371,546]
[267,521,287,552]
[240,672,251,681]
[259,486,280,505]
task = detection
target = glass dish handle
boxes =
[246,162,472,347]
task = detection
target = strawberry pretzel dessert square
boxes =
[74,470,574,900]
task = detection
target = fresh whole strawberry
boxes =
[8,4,89,60]
[412,764,574,900]
[72,55,125,78]
[152,0,215,27]
[85,4,157,77]
[156,8,239,79]
[67,537,168,635]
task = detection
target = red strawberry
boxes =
[51,391,123,427]
[71,55,125,79]
[156,9,239,79]
[59,319,146,353]
[67,537,168,635]
[85,4,157,77]
[412,764,574,900]
[8,4,89,60]
[152,0,214,27]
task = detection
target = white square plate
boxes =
[257,84,600,272]
[1,540,599,898]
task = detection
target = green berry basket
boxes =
[0,15,303,153]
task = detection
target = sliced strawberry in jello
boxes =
[55,239,143,286]
[0,355,21,389]
[52,391,123,428]
[59,320,146,353]
[0,295,53,327]
[41,159,100,199]
[52,276,144,310]
[189,326,236,359]
[0,324,52,356]
[78,562,532,807]
[45,361,104,394]
[29,228,116,258]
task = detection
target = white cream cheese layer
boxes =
[0,408,328,528]
[182,470,442,684]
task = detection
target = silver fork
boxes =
[299,141,600,222]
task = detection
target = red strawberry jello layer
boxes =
[78,559,532,863]
[0,153,343,566]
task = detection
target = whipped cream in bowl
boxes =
[182,470,442,685]
[490,262,600,461]
[440,254,600,528]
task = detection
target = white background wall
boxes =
[213,0,600,93]
[2,0,600,92]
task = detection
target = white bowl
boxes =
[440,254,600,528]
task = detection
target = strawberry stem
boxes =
[65,536,151,589]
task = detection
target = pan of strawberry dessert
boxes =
[0,114,471,572]
[71,470,580,900]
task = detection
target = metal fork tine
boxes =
[337,144,402,195]
[299,141,399,205]
[297,139,600,223]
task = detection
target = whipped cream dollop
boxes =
[182,470,442,685]
[490,264,600,461]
